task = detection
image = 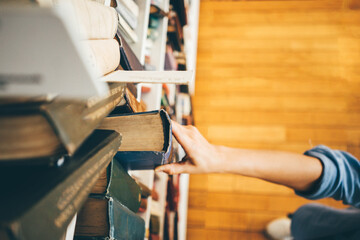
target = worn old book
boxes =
[0,5,109,99]
[0,83,125,162]
[85,39,121,76]
[117,35,143,70]
[117,0,139,18]
[0,129,121,240]
[91,159,142,212]
[74,197,145,240]
[98,110,173,170]
[117,12,138,43]
[37,0,118,39]
[110,88,145,114]
[115,0,138,29]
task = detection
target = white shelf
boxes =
[183,0,200,95]
[153,172,168,240]
[149,0,169,71]
[140,0,170,112]
[129,169,155,236]
[130,0,151,65]
[140,83,162,111]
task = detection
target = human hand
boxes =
[155,121,223,175]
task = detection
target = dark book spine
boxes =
[104,159,141,213]
[7,132,121,240]
[75,196,145,240]
[110,197,145,240]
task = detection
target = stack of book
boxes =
[115,0,139,43]
[0,1,176,240]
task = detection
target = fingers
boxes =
[171,120,196,154]
[155,161,195,175]
[171,121,188,143]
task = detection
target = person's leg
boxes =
[291,203,360,239]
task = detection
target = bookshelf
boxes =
[0,0,199,239]
[125,0,171,239]
[128,0,150,65]
[130,0,199,239]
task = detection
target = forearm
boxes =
[157,122,324,192]
[216,146,323,191]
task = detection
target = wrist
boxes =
[211,145,232,173]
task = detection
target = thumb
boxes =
[155,161,194,175]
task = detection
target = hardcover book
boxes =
[0,82,126,162]
[117,35,144,71]
[117,12,138,43]
[115,0,138,29]
[110,88,145,114]
[85,39,121,76]
[0,5,109,99]
[91,159,142,212]
[74,196,145,240]
[98,109,173,170]
[0,129,121,240]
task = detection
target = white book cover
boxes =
[101,70,194,84]
[0,5,109,99]
[118,0,139,17]
[117,12,138,43]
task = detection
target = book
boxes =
[115,0,138,29]
[74,196,145,240]
[85,39,121,76]
[150,215,160,234]
[98,110,173,170]
[67,0,118,40]
[150,4,168,18]
[0,83,126,162]
[135,179,152,198]
[170,0,187,27]
[0,5,109,99]
[110,88,145,114]
[91,159,142,213]
[117,35,144,71]
[117,0,139,18]
[37,0,118,40]
[117,12,138,43]
[0,129,121,240]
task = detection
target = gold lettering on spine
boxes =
[54,149,116,228]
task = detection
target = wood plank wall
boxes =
[188,0,360,239]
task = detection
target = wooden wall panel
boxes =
[188,0,360,238]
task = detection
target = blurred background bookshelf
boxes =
[114,0,200,239]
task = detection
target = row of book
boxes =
[0,85,175,240]
[0,1,177,240]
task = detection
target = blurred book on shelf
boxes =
[117,34,144,70]
[110,88,146,114]
[115,0,139,29]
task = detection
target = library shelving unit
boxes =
[127,0,170,239]
[177,1,200,239]
[125,0,200,239]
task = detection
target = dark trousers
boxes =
[291,203,360,240]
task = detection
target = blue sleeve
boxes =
[295,145,360,208]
